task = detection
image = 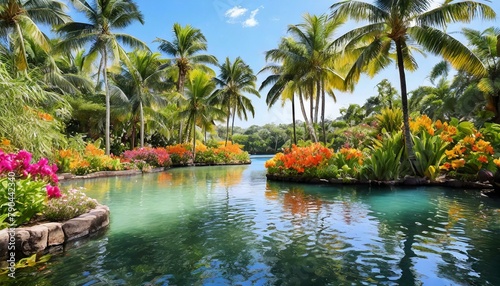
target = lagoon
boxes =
[4,156,500,285]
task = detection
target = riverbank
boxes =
[58,161,251,181]
[266,173,496,191]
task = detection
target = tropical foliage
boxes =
[330,0,496,170]
[0,1,499,236]
[266,114,500,183]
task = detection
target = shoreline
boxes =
[266,173,497,191]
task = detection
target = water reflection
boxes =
[4,164,500,285]
[266,183,322,216]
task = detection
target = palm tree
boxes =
[27,39,94,95]
[409,63,456,120]
[460,27,500,123]
[155,23,218,143]
[330,0,495,171]
[112,50,172,148]
[286,14,347,144]
[264,37,318,142]
[259,62,298,145]
[0,0,70,74]
[363,79,400,117]
[263,14,347,144]
[56,0,148,154]
[180,69,224,160]
[213,57,260,145]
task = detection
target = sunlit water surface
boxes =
[3,156,500,285]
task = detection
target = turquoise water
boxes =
[3,156,500,285]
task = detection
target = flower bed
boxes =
[265,116,500,190]
[57,142,122,175]
[0,149,110,272]
[195,141,251,165]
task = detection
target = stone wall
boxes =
[0,205,109,262]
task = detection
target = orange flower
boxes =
[440,162,451,171]
[410,115,434,135]
[435,120,443,130]
[447,126,457,136]
[276,143,333,174]
[485,145,494,155]
[38,112,53,121]
[478,155,489,164]
[463,136,475,145]
[85,143,105,156]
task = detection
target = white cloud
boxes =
[242,8,260,28]
[225,6,247,20]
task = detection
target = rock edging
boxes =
[59,170,142,180]
[0,205,110,263]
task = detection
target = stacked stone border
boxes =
[0,205,110,263]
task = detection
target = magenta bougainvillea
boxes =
[0,149,61,198]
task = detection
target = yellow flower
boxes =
[463,136,475,145]
[445,149,456,159]
[265,159,276,169]
[494,158,500,168]
[1,138,10,146]
[451,159,465,170]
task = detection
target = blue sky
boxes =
[66,0,499,128]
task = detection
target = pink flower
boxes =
[16,150,32,169]
[0,155,14,172]
[46,185,61,199]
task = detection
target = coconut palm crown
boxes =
[330,0,496,172]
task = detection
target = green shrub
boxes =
[413,132,449,180]
[361,132,404,181]
[376,107,403,134]
[0,177,47,227]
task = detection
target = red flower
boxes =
[478,155,489,164]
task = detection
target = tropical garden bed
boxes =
[265,114,500,194]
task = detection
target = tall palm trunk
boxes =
[309,88,314,125]
[131,118,136,149]
[178,70,186,143]
[231,109,236,143]
[321,82,327,145]
[139,100,144,147]
[395,39,416,173]
[103,49,111,155]
[192,116,196,162]
[225,105,231,146]
[315,81,321,124]
[292,95,297,145]
[299,89,317,142]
